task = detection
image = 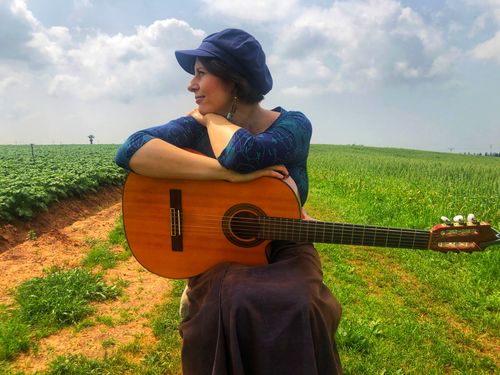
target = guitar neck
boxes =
[258,217,431,249]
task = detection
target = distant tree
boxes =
[88,135,95,144]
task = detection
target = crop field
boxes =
[307,145,499,373]
[0,144,499,374]
[0,144,125,221]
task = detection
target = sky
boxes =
[0,0,499,153]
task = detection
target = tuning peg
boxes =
[453,215,465,224]
[467,213,478,224]
[441,216,452,225]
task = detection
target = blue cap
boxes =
[175,29,273,95]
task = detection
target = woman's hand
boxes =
[225,165,289,183]
[301,208,317,221]
[188,108,207,127]
[188,108,241,158]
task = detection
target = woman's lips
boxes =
[195,96,204,104]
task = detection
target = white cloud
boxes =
[0,75,23,93]
[269,0,457,95]
[465,0,500,64]
[74,0,93,9]
[200,0,299,22]
[0,1,205,101]
[471,31,500,63]
[52,19,204,101]
[465,0,500,23]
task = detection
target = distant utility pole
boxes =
[30,143,35,163]
[88,135,95,144]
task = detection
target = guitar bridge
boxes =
[169,189,183,251]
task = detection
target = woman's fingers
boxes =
[228,165,289,182]
[188,108,207,126]
[263,165,289,179]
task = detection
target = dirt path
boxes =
[0,188,172,374]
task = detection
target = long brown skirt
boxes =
[180,241,343,375]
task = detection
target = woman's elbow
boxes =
[115,144,131,170]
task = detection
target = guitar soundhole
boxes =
[222,204,266,248]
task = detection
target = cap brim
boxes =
[175,49,217,75]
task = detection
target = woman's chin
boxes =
[198,107,225,116]
[197,106,209,115]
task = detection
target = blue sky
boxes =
[1,0,499,153]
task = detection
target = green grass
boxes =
[0,306,30,362]
[0,268,123,364]
[43,280,185,375]
[81,241,130,269]
[81,217,131,270]
[46,353,137,375]
[141,280,185,374]
[14,267,121,332]
[307,145,499,374]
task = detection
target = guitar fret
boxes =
[260,216,430,250]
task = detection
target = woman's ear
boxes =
[231,82,239,96]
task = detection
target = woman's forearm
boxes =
[203,114,241,157]
[128,138,290,183]
[129,138,232,180]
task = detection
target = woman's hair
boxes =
[198,57,264,104]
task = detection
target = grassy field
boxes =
[1,144,498,374]
[307,145,499,374]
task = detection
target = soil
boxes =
[0,186,172,374]
[0,185,123,253]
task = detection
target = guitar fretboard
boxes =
[258,217,430,249]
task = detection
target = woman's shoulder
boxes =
[272,107,312,130]
[166,115,199,126]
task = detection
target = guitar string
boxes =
[166,229,430,247]
[177,220,431,238]
[165,212,432,234]
[161,214,431,245]
[166,214,431,234]
[173,227,430,245]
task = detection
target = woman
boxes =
[116,28,343,375]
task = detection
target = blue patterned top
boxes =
[115,107,312,204]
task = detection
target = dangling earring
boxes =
[226,96,238,121]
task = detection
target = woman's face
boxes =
[188,59,234,115]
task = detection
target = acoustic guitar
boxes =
[122,172,499,279]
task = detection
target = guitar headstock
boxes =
[429,215,500,252]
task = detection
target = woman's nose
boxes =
[188,78,198,92]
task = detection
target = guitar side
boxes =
[122,173,302,278]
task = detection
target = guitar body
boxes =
[122,173,301,279]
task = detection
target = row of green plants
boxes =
[0,145,126,221]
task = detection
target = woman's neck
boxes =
[231,104,280,135]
